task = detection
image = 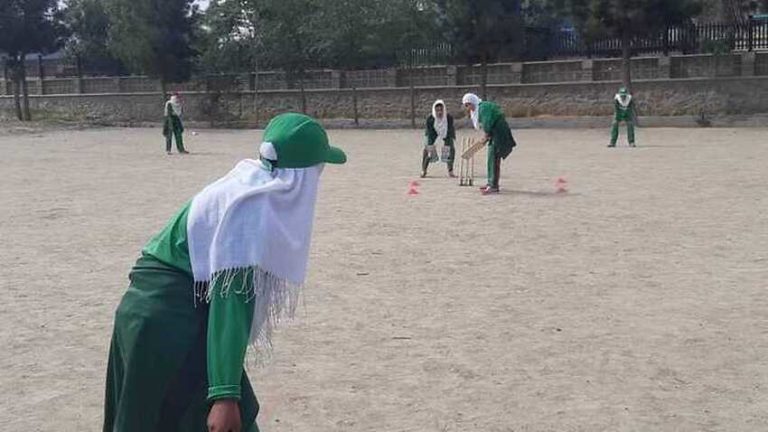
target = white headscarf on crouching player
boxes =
[432,99,449,140]
[186,113,346,353]
[462,93,482,130]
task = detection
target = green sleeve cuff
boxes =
[208,384,242,401]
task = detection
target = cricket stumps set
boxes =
[459,136,485,187]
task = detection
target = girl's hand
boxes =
[208,399,241,432]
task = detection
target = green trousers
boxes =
[486,144,501,189]
[610,120,635,146]
[103,255,259,432]
[164,115,186,153]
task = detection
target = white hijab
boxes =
[432,100,448,140]
[167,95,182,116]
[615,93,632,108]
[187,158,322,351]
[462,93,482,130]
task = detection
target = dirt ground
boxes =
[1,126,766,432]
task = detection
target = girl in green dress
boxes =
[609,87,637,148]
[104,113,346,432]
[163,93,189,155]
[462,93,516,195]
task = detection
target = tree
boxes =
[442,0,525,98]
[64,0,125,76]
[567,0,703,89]
[720,0,768,24]
[0,0,66,121]
[105,0,199,95]
[257,0,323,113]
[521,0,568,27]
[197,0,260,74]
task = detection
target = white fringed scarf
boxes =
[166,96,182,117]
[615,93,632,109]
[432,99,448,140]
[187,159,322,352]
[462,93,482,130]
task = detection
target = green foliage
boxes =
[521,0,568,27]
[443,0,525,64]
[64,0,124,74]
[105,0,199,83]
[0,0,67,58]
[315,0,437,69]
[0,0,67,120]
[255,0,321,74]
[196,0,259,74]
[567,0,703,43]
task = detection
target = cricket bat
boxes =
[461,140,486,159]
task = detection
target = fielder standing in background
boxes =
[164,93,189,155]
[461,93,516,195]
[609,87,637,148]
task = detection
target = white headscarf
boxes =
[432,100,448,140]
[462,93,482,130]
[187,158,322,351]
[167,95,182,117]
[615,92,632,108]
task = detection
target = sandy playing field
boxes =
[1,125,766,432]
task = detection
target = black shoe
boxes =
[607,144,616,148]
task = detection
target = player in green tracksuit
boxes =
[163,93,189,155]
[422,99,457,178]
[609,87,637,148]
[462,93,516,195]
[103,113,347,432]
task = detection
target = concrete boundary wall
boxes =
[2,75,768,128]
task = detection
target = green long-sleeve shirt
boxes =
[143,202,253,401]
[478,101,516,159]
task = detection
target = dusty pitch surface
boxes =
[1,126,767,432]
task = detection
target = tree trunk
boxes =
[621,29,632,90]
[20,62,31,121]
[9,59,22,121]
[352,86,359,127]
[409,80,416,129]
[299,72,307,114]
[160,80,168,102]
[12,72,22,121]
[481,58,489,100]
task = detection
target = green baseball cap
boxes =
[260,113,347,168]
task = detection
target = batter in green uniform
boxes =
[462,93,516,195]
[103,113,346,432]
[609,87,637,148]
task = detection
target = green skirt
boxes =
[489,118,516,160]
[163,115,184,137]
[103,254,259,432]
